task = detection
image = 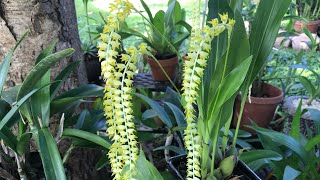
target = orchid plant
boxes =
[97,0,251,179]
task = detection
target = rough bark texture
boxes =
[0,0,87,88]
[0,0,107,179]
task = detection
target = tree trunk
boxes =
[0,0,108,179]
[0,0,87,88]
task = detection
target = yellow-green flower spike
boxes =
[182,1,235,179]
[98,1,149,179]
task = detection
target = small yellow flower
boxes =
[228,18,235,26]
[219,13,229,24]
[208,18,219,26]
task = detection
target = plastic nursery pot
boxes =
[294,20,320,33]
[232,83,284,134]
[85,59,101,84]
[167,154,261,180]
[283,96,320,135]
[146,55,178,81]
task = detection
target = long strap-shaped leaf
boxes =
[0,88,43,131]
[62,128,111,149]
[250,126,309,165]
[0,88,44,152]
[50,61,80,99]
[17,48,75,101]
[0,32,28,96]
[37,128,66,180]
[246,0,292,85]
[16,48,74,124]
[31,40,58,127]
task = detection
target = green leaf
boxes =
[305,134,320,151]
[0,32,27,96]
[308,108,320,134]
[176,20,192,33]
[142,109,157,120]
[164,102,185,137]
[96,154,109,171]
[153,10,165,35]
[153,145,186,155]
[17,48,75,101]
[164,102,185,127]
[240,150,282,164]
[208,56,252,120]
[172,32,189,47]
[163,87,181,108]
[51,84,103,114]
[62,128,111,149]
[133,93,172,128]
[283,166,301,180]
[298,76,315,97]
[17,133,32,156]
[0,100,10,119]
[17,48,75,122]
[75,110,89,129]
[35,39,58,64]
[247,159,271,172]
[246,0,291,85]
[0,126,18,152]
[229,0,243,12]
[133,149,163,180]
[249,126,309,164]
[1,85,20,105]
[140,0,153,23]
[290,98,303,140]
[37,128,66,180]
[302,25,316,49]
[53,84,103,100]
[0,88,43,131]
[50,61,80,99]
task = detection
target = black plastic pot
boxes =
[85,59,102,85]
[167,154,261,180]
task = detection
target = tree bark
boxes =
[0,0,87,88]
[0,1,108,179]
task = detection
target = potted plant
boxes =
[283,65,320,134]
[293,0,320,33]
[246,102,320,179]
[232,0,291,134]
[123,0,191,81]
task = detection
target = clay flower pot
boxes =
[147,55,178,81]
[294,20,320,33]
[233,83,284,134]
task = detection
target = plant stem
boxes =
[63,144,74,164]
[210,118,221,176]
[164,134,173,162]
[84,1,92,44]
[0,167,17,180]
[14,153,27,180]
[201,142,209,178]
[133,8,183,60]
[148,54,181,95]
[313,0,319,17]
[232,88,248,147]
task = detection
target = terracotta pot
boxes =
[233,83,284,134]
[294,20,320,33]
[147,55,178,81]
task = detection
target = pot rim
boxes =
[238,83,284,105]
[146,54,178,61]
[167,154,261,180]
[295,19,320,24]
